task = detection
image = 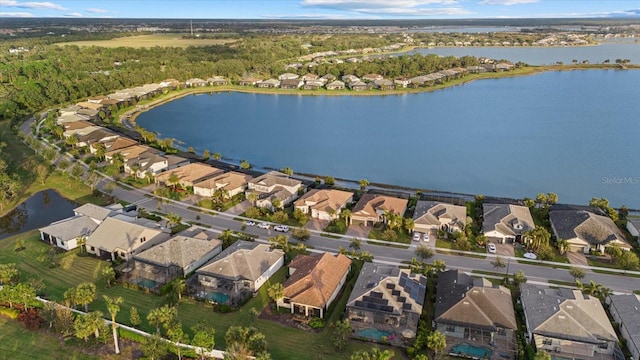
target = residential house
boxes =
[74,203,120,224]
[257,79,280,88]
[195,241,284,306]
[124,151,169,178]
[76,128,119,148]
[165,154,190,170]
[607,294,640,360]
[58,105,84,117]
[467,65,488,74]
[520,283,619,360]
[238,76,261,86]
[294,189,353,221]
[482,203,535,244]
[193,171,252,198]
[247,171,302,210]
[279,253,352,318]
[321,74,336,82]
[435,270,517,353]
[372,79,395,90]
[87,95,108,104]
[362,74,384,82]
[326,80,345,90]
[350,194,408,226]
[160,79,182,89]
[39,216,99,251]
[76,108,100,121]
[86,217,170,261]
[155,163,223,188]
[185,78,207,87]
[495,62,515,71]
[413,201,467,234]
[280,78,303,89]
[301,73,319,81]
[63,124,103,140]
[549,208,632,253]
[76,101,106,113]
[125,231,222,290]
[627,218,640,239]
[90,136,137,155]
[346,263,427,345]
[207,76,228,86]
[278,73,299,81]
[341,74,360,83]
[302,80,324,90]
[394,77,410,88]
[105,144,155,163]
[349,80,369,91]
[57,113,90,125]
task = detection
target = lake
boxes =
[136,70,640,208]
[0,190,77,240]
[405,41,640,65]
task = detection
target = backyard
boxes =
[0,230,385,359]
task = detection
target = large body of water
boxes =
[406,41,640,65]
[0,190,77,240]
[137,70,639,208]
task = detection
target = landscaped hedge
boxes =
[0,306,20,319]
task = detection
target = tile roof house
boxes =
[350,194,408,227]
[238,76,261,86]
[372,79,395,90]
[348,80,369,91]
[413,201,467,234]
[90,136,137,155]
[326,80,345,90]
[435,270,517,353]
[362,73,384,82]
[124,151,169,178]
[86,217,170,261]
[195,241,284,306]
[482,203,535,244]
[185,78,207,87]
[105,144,156,163]
[73,203,119,224]
[206,76,228,86]
[257,79,280,88]
[39,216,99,251]
[155,163,223,188]
[125,232,222,291]
[279,78,304,89]
[279,253,352,318]
[278,73,300,80]
[247,171,302,210]
[346,263,427,345]
[550,209,632,253]
[520,283,619,360]
[76,128,119,148]
[294,189,353,221]
[193,171,253,198]
[607,294,640,360]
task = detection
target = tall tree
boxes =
[191,321,216,360]
[173,278,186,301]
[103,295,123,354]
[267,282,284,311]
[331,319,352,352]
[168,322,189,360]
[427,330,447,360]
[0,263,19,285]
[415,244,434,262]
[75,282,96,312]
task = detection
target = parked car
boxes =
[274,225,290,232]
[422,233,430,242]
[413,232,421,242]
[487,243,497,253]
[258,222,271,229]
[246,221,256,227]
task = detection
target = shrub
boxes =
[381,229,398,242]
[0,307,20,319]
[308,317,326,329]
[212,303,235,313]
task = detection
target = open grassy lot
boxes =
[0,317,98,360]
[0,231,387,359]
[60,34,238,48]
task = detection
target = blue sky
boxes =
[1,0,639,19]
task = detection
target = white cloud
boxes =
[86,8,108,14]
[0,11,34,17]
[300,0,469,16]
[479,0,538,5]
[0,0,67,11]
[64,12,83,17]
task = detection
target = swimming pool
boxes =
[450,342,493,359]
[135,278,158,290]
[356,328,393,341]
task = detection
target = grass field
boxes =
[0,231,391,359]
[60,34,238,48]
[0,318,98,360]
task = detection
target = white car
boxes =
[274,225,290,232]
[245,221,256,227]
[487,243,497,254]
[257,222,271,229]
[413,232,421,242]
[422,233,430,242]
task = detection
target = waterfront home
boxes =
[165,154,190,170]
[346,263,426,345]
[185,78,207,87]
[74,203,123,224]
[247,171,302,210]
[549,208,632,253]
[495,62,515,71]
[86,217,170,261]
[257,79,280,88]
[520,283,619,360]
[435,270,517,354]
[155,163,223,188]
[349,80,369,91]
[238,76,261,86]
[394,77,410,88]
[321,74,336,82]
[76,128,119,148]
[341,74,360,83]
[371,79,395,90]
[326,80,345,90]
[627,218,640,239]
[466,65,488,74]
[160,79,182,89]
[278,73,299,80]
[280,78,303,89]
[301,73,319,81]
[193,171,252,198]
[124,232,222,291]
[362,74,384,82]
[482,203,534,244]
[124,151,169,178]
[413,201,467,235]
[279,252,351,319]
[294,189,353,221]
[350,194,408,227]
[607,294,640,360]
[302,80,324,90]
[195,241,284,306]
[90,133,137,154]
[105,144,154,162]
[39,215,99,251]
[207,76,228,86]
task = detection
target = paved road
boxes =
[21,119,640,294]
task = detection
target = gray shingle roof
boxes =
[74,203,115,221]
[39,215,98,241]
[196,241,283,281]
[134,235,222,269]
[413,201,467,228]
[482,203,534,236]
[86,217,163,252]
[608,294,640,353]
[550,209,630,247]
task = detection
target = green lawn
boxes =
[0,317,98,360]
[0,231,381,360]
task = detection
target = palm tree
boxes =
[77,236,87,254]
[557,238,570,255]
[247,192,258,206]
[167,172,181,191]
[166,212,182,228]
[173,279,186,301]
[103,295,123,354]
[340,208,351,225]
[267,283,284,311]
[524,226,551,251]
[75,282,96,312]
[213,152,222,161]
[359,178,369,191]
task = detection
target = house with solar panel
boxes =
[345,263,427,346]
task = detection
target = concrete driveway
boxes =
[567,251,589,267]
[305,218,328,231]
[493,242,515,257]
[346,224,370,238]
